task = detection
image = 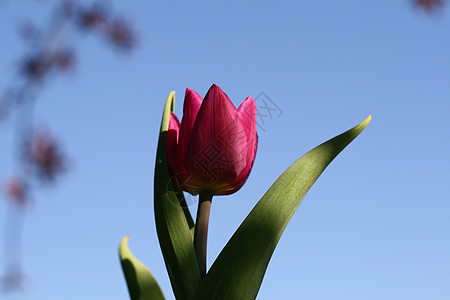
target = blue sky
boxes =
[1,1,449,299]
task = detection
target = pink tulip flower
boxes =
[166,84,257,196]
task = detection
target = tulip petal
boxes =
[237,96,257,141]
[217,97,258,195]
[219,135,258,195]
[178,89,203,175]
[166,112,183,188]
[167,112,198,195]
[236,97,258,178]
[185,84,248,193]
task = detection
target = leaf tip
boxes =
[167,91,176,112]
[355,115,372,133]
[120,236,130,254]
[161,92,177,132]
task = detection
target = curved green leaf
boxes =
[154,92,200,300]
[119,236,166,300]
[192,115,372,300]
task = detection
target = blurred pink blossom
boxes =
[77,6,108,32]
[22,55,49,82]
[415,0,445,12]
[25,130,66,182]
[107,18,136,50]
[3,177,28,206]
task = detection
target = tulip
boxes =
[166,84,258,277]
[166,83,258,196]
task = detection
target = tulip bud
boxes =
[166,84,257,196]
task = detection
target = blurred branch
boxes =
[1,0,137,294]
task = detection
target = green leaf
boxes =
[119,236,166,300]
[192,115,372,300]
[154,92,200,300]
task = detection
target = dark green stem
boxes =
[194,190,214,278]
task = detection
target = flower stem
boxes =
[194,190,213,278]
